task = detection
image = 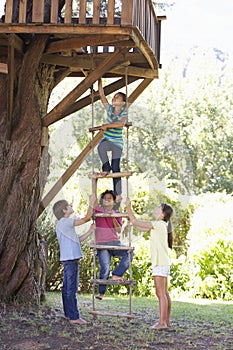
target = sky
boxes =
[0,0,232,56]
[160,0,233,58]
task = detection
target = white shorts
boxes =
[152,265,170,277]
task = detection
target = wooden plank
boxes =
[90,279,136,285]
[121,0,133,25]
[107,0,115,25]
[79,0,87,24]
[90,244,134,251]
[45,35,130,54]
[64,0,72,24]
[41,53,147,69]
[90,171,132,179]
[51,0,59,24]
[128,78,153,104]
[110,66,158,79]
[5,0,13,23]
[38,130,104,216]
[89,311,135,319]
[89,121,132,132]
[7,34,14,141]
[19,0,27,23]
[43,48,129,126]
[32,0,44,22]
[93,212,129,218]
[0,63,8,74]
[0,25,132,36]
[93,0,100,24]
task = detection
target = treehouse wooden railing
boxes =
[3,0,160,57]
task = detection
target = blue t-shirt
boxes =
[56,217,82,261]
[103,104,127,149]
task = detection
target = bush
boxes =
[191,239,233,300]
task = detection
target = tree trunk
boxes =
[0,34,55,303]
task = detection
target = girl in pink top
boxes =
[94,190,134,300]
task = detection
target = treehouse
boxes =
[0,0,165,211]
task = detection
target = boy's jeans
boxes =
[97,241,134,295]
[62,259,80,320]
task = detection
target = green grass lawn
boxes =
[45,293,233,350]
[1,293,232,349]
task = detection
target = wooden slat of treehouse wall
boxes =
[93,0,100,24]
[79,0,87,24]
[65,0,72,24]
[51,0,59,24]
[5,0,13,23]
[19,0,27,23]
[121,0,133,25]
[107,0,115,25]
[32,0,44,22]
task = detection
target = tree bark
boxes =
[0,34,55,302]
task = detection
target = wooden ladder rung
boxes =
[89,310,135,319]
[94,212,129,218]
[90,279,136,286]
[90,171,132,179]
[90,244,134,251]
[89,122,132,133]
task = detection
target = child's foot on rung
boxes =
[112,275,125,282]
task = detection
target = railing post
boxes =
[121,0,133,25]
[32,0,44,23]
[5,0,13,23]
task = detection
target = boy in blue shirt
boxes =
[53,195,96,324]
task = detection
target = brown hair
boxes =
[161,203,174,249]
[53,200,69,220]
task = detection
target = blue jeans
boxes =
[62,259,80,320]
[97,138,123,195]
[97,241,134,295]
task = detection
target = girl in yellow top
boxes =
[126,199,173,330]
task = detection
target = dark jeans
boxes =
[62,259,80,320]
[97,139,122,195]
[97,240,134,295]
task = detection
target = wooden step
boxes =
[90,171,132,179]
[89,121,132,133]
[90,279,136,286]
[90,244,134,251]
[94,212,129,218]
[89,310,135,319]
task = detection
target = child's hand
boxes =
[126,197,131,207]
[100,124,108,131]
[89,223,96,233]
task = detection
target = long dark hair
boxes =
[161,203,173,249]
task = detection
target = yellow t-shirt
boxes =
[150,220,170,267]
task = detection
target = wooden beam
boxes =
[41,52,147,69]
[7,34,14,141]
[45,35,130,54]
[43,47,129,126]
[110,66,158,79]
[38,130,104,216]
[43,76,139,124]
[131,27,158,70]
[128,78,153,104]
[0,25,132,36]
